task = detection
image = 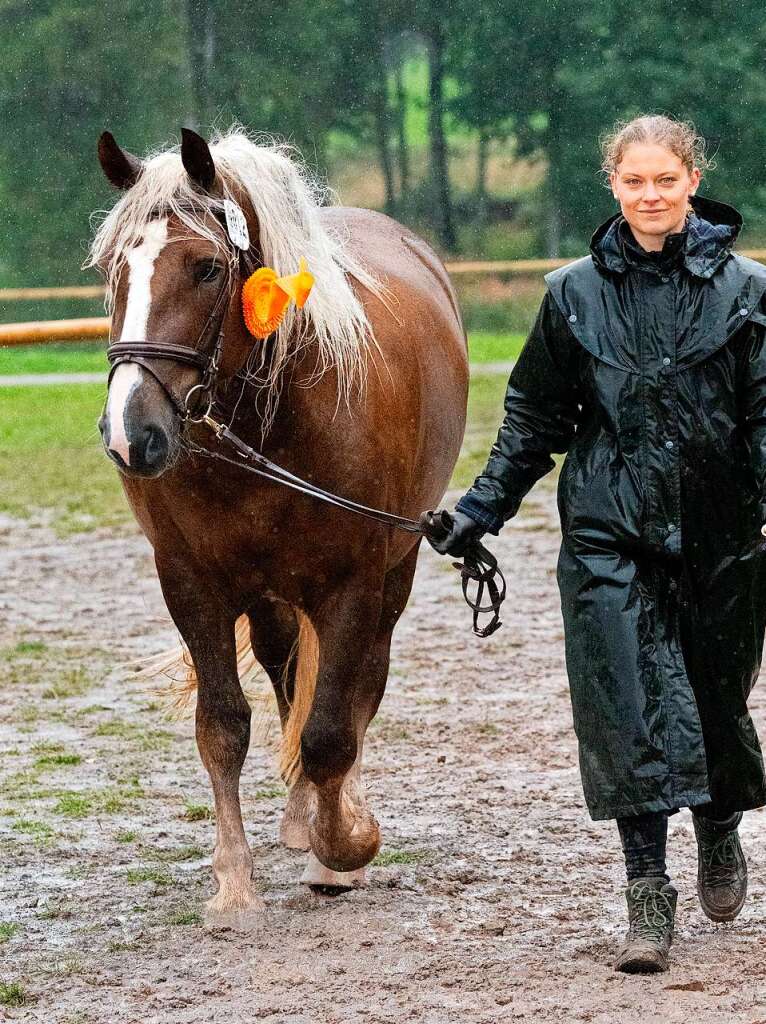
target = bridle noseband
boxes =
[106,256,234,423]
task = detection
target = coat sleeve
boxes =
[455,290,584,535]
[738,313,766,523]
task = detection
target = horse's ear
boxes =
[97,131,142,190]
[181,128,216,192]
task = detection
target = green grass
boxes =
[165,906,202,926]
[0,351,514,532]
[182,802,213,822]
[0,383,128,533]
[0,342,107,376]
[372,848,429,867]
[0,982,29,1007]
[468,331,524,363]
[126,866,172,886]
[0,923,19,945]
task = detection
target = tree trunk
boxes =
[184,0,215,130]
[372,59,397,216]
[426,27,457,251]
[476,130,489,224]
[394,63,411,207]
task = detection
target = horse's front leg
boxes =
[300,585,384,874]
[156,562,259,928]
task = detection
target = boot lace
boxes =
[629,882,673,941]
[700,831,740,887]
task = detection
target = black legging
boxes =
[617,805,742,882]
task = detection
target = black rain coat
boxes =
[457,196,766,820]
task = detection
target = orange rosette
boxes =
[242,258,314,339]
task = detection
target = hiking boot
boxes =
[693,811,747,922]
[614,877,677,974]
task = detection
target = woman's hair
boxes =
[600,114,713,177]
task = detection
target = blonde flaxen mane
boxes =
[86,125,383,427]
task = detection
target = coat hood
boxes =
[590,195,742,280]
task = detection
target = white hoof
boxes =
[301,852,366,893]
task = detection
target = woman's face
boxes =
[610,142,701,249]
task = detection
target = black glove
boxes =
[425,509,486,557]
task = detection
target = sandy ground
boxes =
[2,481,766,1024]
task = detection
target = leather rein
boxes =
[106,260,506,637]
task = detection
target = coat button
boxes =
[568,314,578,323]
[665,440,674,449]
[662,357,671,366]
[740,308,749,317]
[668,523,677,532]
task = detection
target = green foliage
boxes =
[1,0,766,278]
[0,981,29,1006]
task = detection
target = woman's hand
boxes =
[424,509,486,557]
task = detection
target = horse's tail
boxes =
[279,609,319,784]
[142,610,318,784]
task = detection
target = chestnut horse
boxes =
[92,127,467,927]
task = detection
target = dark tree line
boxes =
[1,0,765,283]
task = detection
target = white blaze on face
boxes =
[106,218,168,465]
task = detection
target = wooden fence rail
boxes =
[3,250,766,346]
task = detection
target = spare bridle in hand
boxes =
[106,251,507,638]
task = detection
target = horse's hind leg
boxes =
[157,563,259,928]
[247,599,313,850]
[301,545,419,878]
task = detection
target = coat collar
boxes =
[590,195,742,280]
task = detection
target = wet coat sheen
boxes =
[458,196,766,820]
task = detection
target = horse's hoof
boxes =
[203,892,266,933]
[309,815,380,873]
[301,852,366,894]
[279,816,311,851]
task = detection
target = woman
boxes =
[431,114,766,973]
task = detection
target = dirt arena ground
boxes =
[2,479,766,1023]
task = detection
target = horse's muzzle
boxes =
[99,415,174,479]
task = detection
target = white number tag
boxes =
[223,199,250,250]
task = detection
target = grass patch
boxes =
[253,785,287,800]
[183,802,213,822]
[0,981,29,1007]
[0,923,19,944]
[4,640,47,657]
[34,752,82,769]
[0,383,129,533]
[468,331,524,363]
[115,829,137,844]
[11,819,53,838]
[372,849,429,867]
[41,667,93,700]
[126,866,173,886]
[92,719,174,751]
[152,844,205,863]
[165,906,202,926]
[55,793,93,818]
[0,342,107,376]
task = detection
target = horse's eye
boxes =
[195,260,222,284]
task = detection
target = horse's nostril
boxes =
[142,425,169,468]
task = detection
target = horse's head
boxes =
[91,127,377,480]
[96,130,257,478]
